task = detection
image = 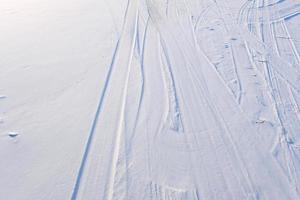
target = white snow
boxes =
[0,0,300,199]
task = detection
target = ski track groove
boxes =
[160,6,258,197]
[70,30,122,200]
[159,39,208,198]
[70,0,136,199]
[159,38,184,133]
[257,0,300,194]
[184,12,245,197]
[129,16,150,143]
[281,20,300,64]
[68,0,300,199]
[105,6,139,200]
[190,7,270,197]
[148,4,221,197]
[229,45,243,104]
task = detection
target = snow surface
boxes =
[0,0,300,199]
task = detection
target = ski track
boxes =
[71,0,300,199]
[239,0,300,195]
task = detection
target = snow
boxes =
[0,0,300,199]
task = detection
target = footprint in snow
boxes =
[8,132,19,138]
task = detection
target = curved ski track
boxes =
[71,0,300,199]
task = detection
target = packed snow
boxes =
[1,0,300,199]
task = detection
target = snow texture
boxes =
[0,0,300,199]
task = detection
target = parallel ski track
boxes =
[105,7,139,200]
[245,0,300,195]
[70,0,300,199]
[70,32,121,200]
[70,0,135,199]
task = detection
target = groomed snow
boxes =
[0,0,300,199]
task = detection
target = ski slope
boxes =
[1,0,300,199]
